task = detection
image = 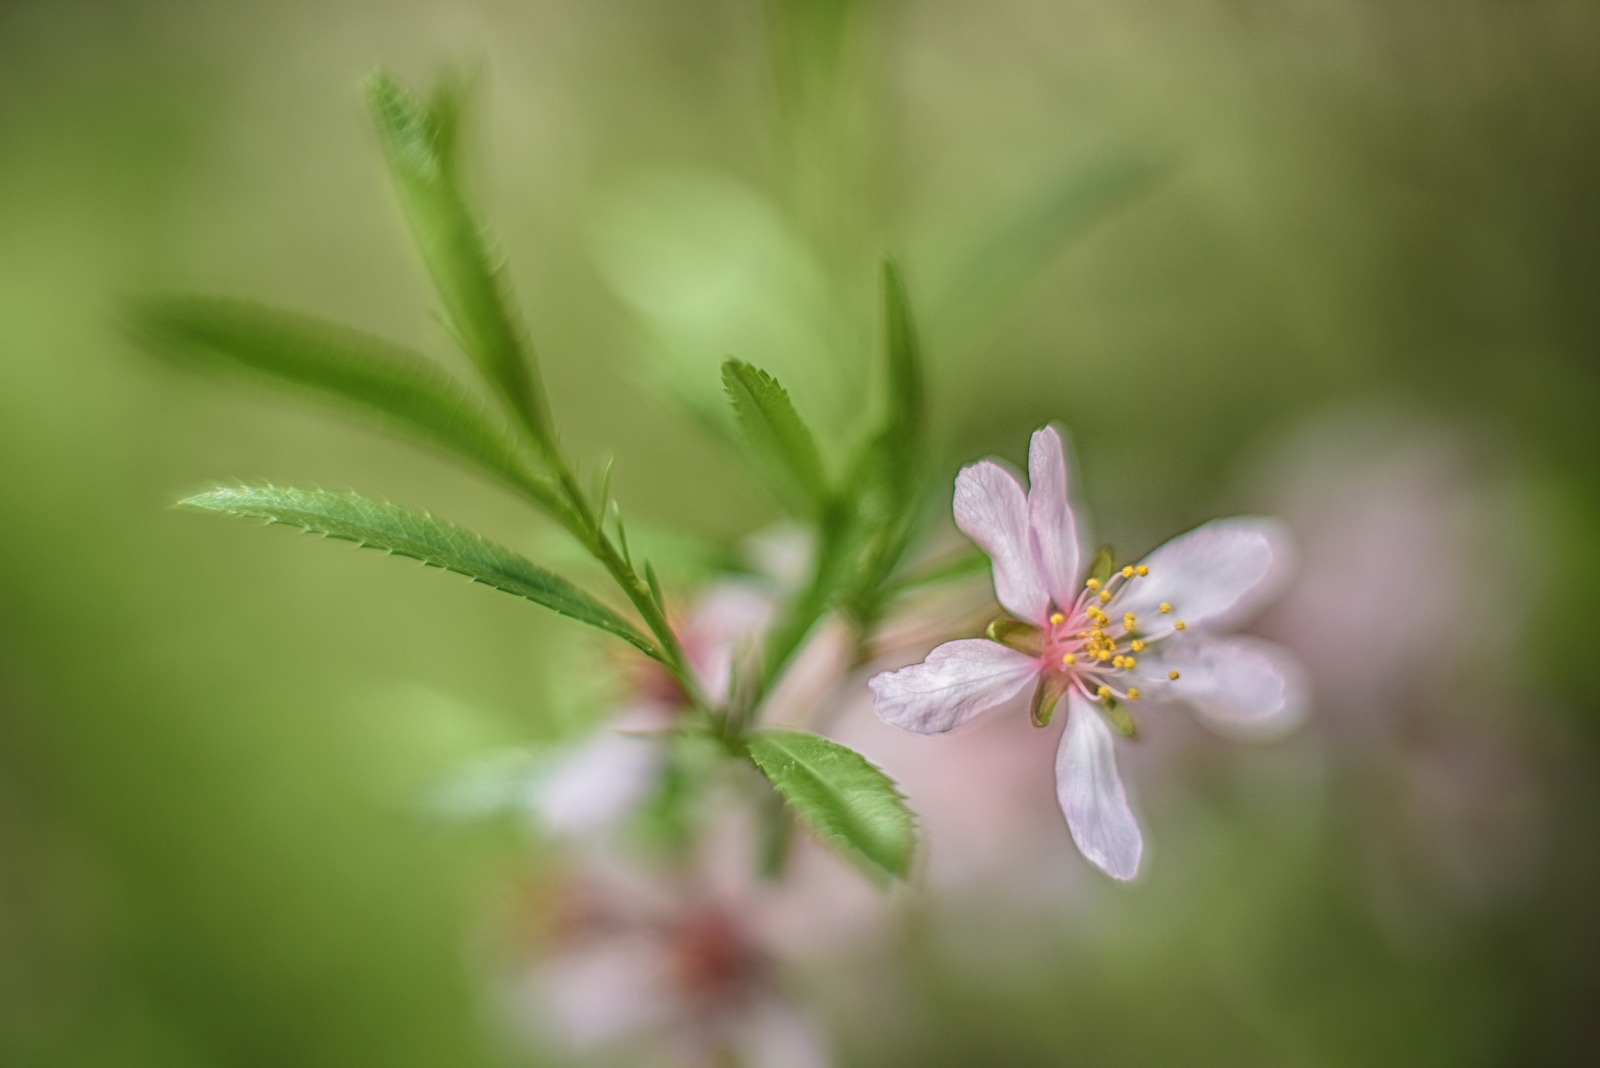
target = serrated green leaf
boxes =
[133,297,573,522]
[179,486,658,659]
[743,728,914,882]
[721,359,829,512]
[367,71,550,444]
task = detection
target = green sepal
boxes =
[178,485,660,660]
[986,618,1043,657]
[1101,697,1138,738]
[1030,674,1070,728]
[743,728,915,884]
[1089,546,1115,588]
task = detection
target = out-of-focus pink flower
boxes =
[508,823,845,1068]
[528,582,777,838]
[868,426,1304,879]
[1251,410,1548,911]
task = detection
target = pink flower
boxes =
[867,426,1305,879]
[510,830,839,1068]
[530,582,776,837]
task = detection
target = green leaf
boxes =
[743,728,915,882]
[179,486,658,659]
[878,259,924,487]
[367,70,550,444]
[721,359,829,512]
[132,297,572,522]
[925,152,1156,351]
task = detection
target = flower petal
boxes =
[1115,517,1294,638]
[1056,691,1143,879]
[527,726,666,836]
[954,460,1051,623]
[734,997,833,1068]
[684,582,776,701]
[1136,635,1308,739]
[869,639,1040,734]
[1027,425,1084,612]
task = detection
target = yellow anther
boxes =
[1063,653,1077,666]
[1049,612,1065,626]
[1123,612,1137,628]
[1127,687,1142,700]
[1098,590,1112,603]
[1086,578,1101,591]
[1124,656,1137,669]
[1096,649,1111,661]
[1174,620,1187,631]
[1121,565,1134,579]
[1096,685,1111,698]
[1112,656,1126,669]
[1168,669,1180,681]
[1130,640,1146,652]
[1159,602,1172,614]
[1136,565,1149,577]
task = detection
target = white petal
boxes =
[530,938,673,1049]
[868,639,1039,734]
[1138,635,1307,740]
[527,728,665,836]
[1115,517,1294,638]
[1056,691,1143,880]
[953,460,1051,623]
[734,997,833,1068]
[1027,425,1084,612]
[684,582,776,701]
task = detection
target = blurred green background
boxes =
[3,0,1599,1064]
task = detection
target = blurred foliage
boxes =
[3,0,1599,1064]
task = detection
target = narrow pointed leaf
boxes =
[179,486,658,659]
[367,71,549,443]
[133,297,572,522]
[721,359,829,511]
[743,728,915,882]
[879,259,924,486]
[927,152,1156,350]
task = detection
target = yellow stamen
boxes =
[1097,590,1112,604]
[1112,655,1126,669]
[1159,602,1172,614]
[1127,687,1141,700]
[1096,685,1111,698]
[1063,653,1077,666]
[1124,656,1137,668]
[1136,565,1149,577]
[1168,669,1180,680]
[1174,620,1187,631]
[1049,612,1065,626]
[1120,565,1134,579]
[1085,578,1101,591]
[1123,612,1137,629]
[1096,649,1111,661]
[1130,640,1146,652]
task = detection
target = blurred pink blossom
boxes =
[505,807,877,1068]
[1250,408,1549,912]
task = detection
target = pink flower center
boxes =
[1038,563,1186,706]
